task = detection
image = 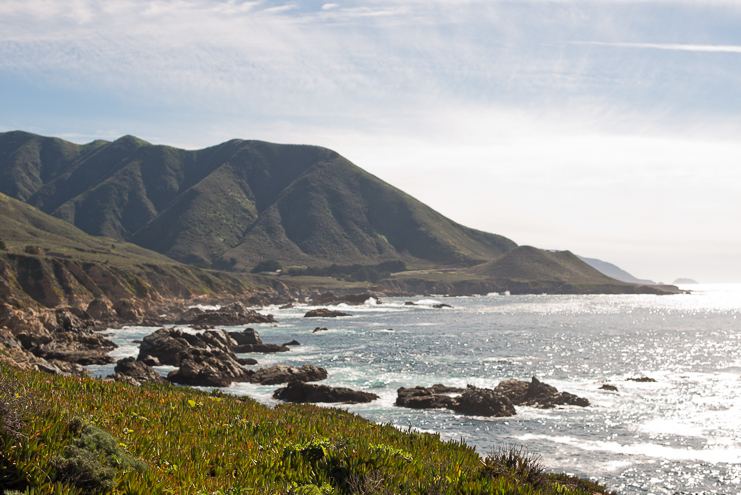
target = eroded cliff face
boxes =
[0,252,254,310]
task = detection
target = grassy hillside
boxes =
[470,246,626,285]
[0,364,615,494]
[0,193,251,307]
[0,131,517,269]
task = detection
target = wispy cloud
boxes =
[573,41,741,53]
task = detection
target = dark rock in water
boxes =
[495,377,589,408]
[627,376,656,382]
[167,348,253,387]
[238,358,258,365]
[395,386,459,409]
[432,303,452,309]
[493,379,530,404]
[600,384,618,392]
[138,354,161,367]
[231,343,289,353]
[312,292,380,306]
[250,364,328,385]
[450,385,515,417]
[282,340,301,346]
[31,333,117,365]
[404,301,417,306]
[304,308,351,318]
[176,303,276,326]
[279,303,294,309]
[108,357,167,385]
[228,328,263,346]
[273,382,379,404]
[312,327,328,333]
[138,328,208,366]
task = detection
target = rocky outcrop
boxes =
[600,384,618,392]
[395,385,461,410]
[176,303,275,326]
[432,303,453,309]
[495,377,590,408]
[450,385,515,417]
[250,364,328,385]
[167,349,253,387]
[273,382,379,404]
[627,376,656,382]
[228,328,263,345]
[312,327,328,333]
[0,327,89,376]
[232,343,289,353]
[311,292,381,306]
[107,357,167,385]
[31,333,117,365]
[396,384,513,417]
[282,340,301,346]
[396,378,588,416]
[137,327,253,366]
[304,308,351,318]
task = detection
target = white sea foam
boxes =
[517,434,741,463]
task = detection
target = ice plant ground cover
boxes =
[0,364,612,494]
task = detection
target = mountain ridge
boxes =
[0,131,517,268]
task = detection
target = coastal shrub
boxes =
[482,444,544,487]
[51,417,146,494]
[251,260,283,273]
[0,238,6,250]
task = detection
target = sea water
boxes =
[88,283,741,494]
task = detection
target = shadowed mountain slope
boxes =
[0,131,517,268]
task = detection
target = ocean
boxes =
[88,283,741,494]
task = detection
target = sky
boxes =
[1,0,740,283]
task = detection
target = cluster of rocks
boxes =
[0,303,115,377]
[274,382,379,404]
[304,308,351,318]
[395,377,590,417]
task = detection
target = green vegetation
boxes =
[287,261,406,283]
[1,364,615,495]
[0,131,517,269]
[0,239,5,251]
[251,260,283,273]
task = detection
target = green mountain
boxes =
[0,131,517,269]
[0,192,250,308]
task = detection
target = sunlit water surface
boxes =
[88,283,741,494]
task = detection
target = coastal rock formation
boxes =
[432,303,453,309]
[250,364,328,385]
[627,377,656,382]
[312,327,328,333]
[600,384,618,392]
[273,382,379,404]
[136,327,265,366]
[304,308,351,318]
[396,384,513,417]
[311,292,381,306]
[395,385,462,410]
[231,343,289,353]
[107,357,167,385]
[167,349,253,387]
[396,378,588,416]
[176,303,276,326]
[228,328,263,345]
[495,377,590,408]
[282,340,301,346]
[31,333,117,365]
[451,385,515,417]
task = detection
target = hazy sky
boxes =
[2,0,740,283]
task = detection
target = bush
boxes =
[52,417,146,494]
[0,239,6,251]
[251,260,282,273]
[481,444,544,487]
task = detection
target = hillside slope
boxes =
[0,193,251,308]
[0,131,517,268]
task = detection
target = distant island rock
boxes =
[673,278,699,284]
